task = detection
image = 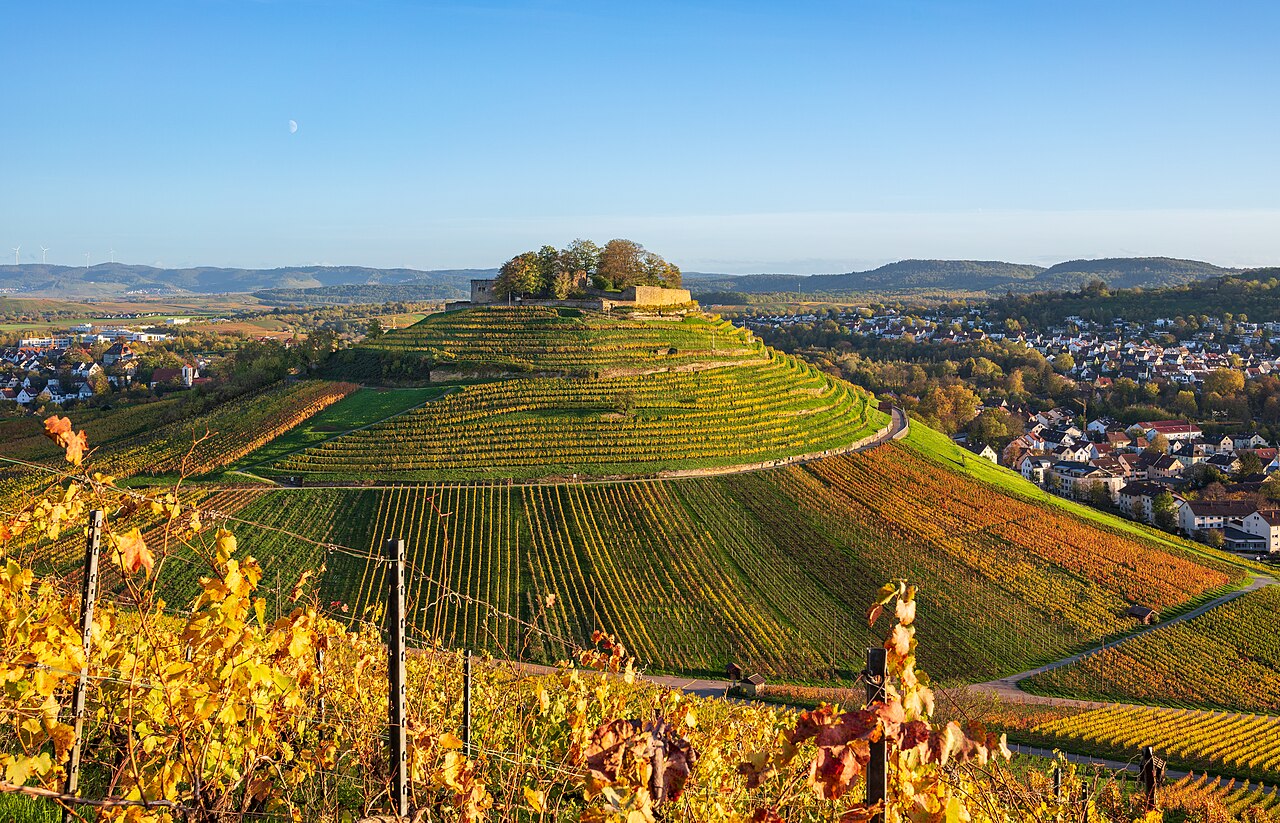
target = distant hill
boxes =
[0,256,1250,300]
[0,263,490,299]
[253,282,472,305]
[1034,257,1239,290]
[686,257,1243,298]
[987,265,1280,328]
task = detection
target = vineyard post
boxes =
[864,647,888,823]
[386,538,409,820]
[1140,746,1162,811]
[316,647,326,721]
[62,509,103,823]
[463,649,473,758]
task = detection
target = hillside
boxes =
[6,307,1253,688]
[988,268,1280,326]
[0,262,488,298]
[1035,256,1238,289]
[0,257,1246,300]
[37,422,1237,686]
[685,256,1241,298]
[1021,585,1280,712]
[294,307,886,479]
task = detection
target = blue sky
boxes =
[3,1,1278,272]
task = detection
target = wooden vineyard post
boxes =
[865,647,888,823]
[1140,746,1164,811]
[386,538,409,820]
[63,510,103,823]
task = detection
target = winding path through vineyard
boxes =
[973,573,1278,709]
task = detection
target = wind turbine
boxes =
[40,246,48,265]
[84,253,90,268]
[109,247,115,264]
[11,246,18,266]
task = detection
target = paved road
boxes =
[972,574,1278,707]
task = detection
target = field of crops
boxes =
[1022,585,1280,712]
[1025,705,1280,784]
[187,440,1242,684]
[363,305,760,374]
[271,354,883,480]
[1164,773,1280,818]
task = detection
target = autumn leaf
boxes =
[42,415,88,466]
[524,786,547,813]
[895,597,916,626]
[886,624,912,658]
[215,529,237,564]
[63,429,88,466]
[807,741,868,801]
[113,528,154,576]
[43,415,72,441]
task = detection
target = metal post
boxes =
[865,647,888,823]
[316,647,326,721]
[463,649,473,758]
[63,510,103,823]
[386,538,408,819]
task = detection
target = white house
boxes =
[1176,499,1256,536]
[1240,510,1280,554]
[1019,455,1055,485]
[1049,461,1123,504]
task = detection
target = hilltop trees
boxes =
[493,238,681,299]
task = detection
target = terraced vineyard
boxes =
[181,430,1244,683]
[271,354,884,480]
[361,305,759,374]
[1022,705,1280,785]
[1,381,356,486]
[1022,585,1280,712]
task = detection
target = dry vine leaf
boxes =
[113,527,154,576]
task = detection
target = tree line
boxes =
[493,238,681,300]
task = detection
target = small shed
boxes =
[741,673,766,697]
[1127,605,1160,625]
[725,663,743,684]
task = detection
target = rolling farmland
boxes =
[1024,705,1280,785]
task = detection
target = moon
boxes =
[288,119,298,134]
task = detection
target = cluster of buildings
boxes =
[1,322,204,408]
[739,309,1280,390]
[981,410,1279,556]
